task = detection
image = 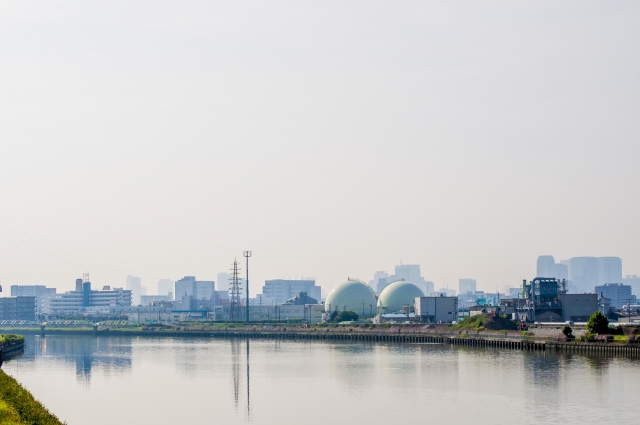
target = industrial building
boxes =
[0,296,36,321]
[507,277,598,322]
[559,293,598,322]
[324,279,377,318]
[415,296,458,323]
[377,280,424,314]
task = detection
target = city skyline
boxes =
[1,1,639,299]
[1,251,637,298]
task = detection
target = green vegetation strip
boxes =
[0,335,23,346]
[0,370,64,425]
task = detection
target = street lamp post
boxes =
[243,251,252,323]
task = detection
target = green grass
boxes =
[0,370,64,425]
[0,399,21,425]
[613,335,627,343]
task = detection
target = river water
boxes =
[3,334,640,425]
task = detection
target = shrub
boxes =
[333,311,359,322]
[586,312,609,334]
[562,325,573,338]
[582,333,595,342]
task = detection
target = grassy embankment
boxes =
[0,335,64,425]
[450,314,518,332]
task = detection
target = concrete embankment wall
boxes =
[4,328,640,358]
[0,340,25,361]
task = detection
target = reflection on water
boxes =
[21,335,132,386]
[3,335,640,425]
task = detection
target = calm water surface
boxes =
[3,334,640,425]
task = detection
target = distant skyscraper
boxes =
[387,264,433,295]
[554,263,569,281]
[624,275,640,297]
[536,256,556,277]
[597,257,623,285]
[174,276,215,301]
[126,276,142,306]
[158,279,174,300]
[194,281,215,300]
[217,272,232,293]
[565,257,601,292]
[175,276,196,300]
[459,279,477,295]
[370,271,389,292]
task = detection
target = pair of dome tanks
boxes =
[325,279,424,318]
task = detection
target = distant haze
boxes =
[1,1,639,295]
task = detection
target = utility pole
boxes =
[244,251,252,323]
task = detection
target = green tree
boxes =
[334,311,359,322]
[586,311,609,334]
[562,325,573,338]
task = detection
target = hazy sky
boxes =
[1,1,639,295]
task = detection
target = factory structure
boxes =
[500,277,597,323]
[323,278,458,323]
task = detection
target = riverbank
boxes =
[2,324,640,358]
[0,335,64,425]
[0,370,64,425]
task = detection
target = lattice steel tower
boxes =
[229,259,243,322]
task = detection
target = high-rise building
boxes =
[195,281,215,300]
[597,257,623,285]
[10,285,57,317]
[174,276,215,301]
[623,275,640,297]
[261,279,320,305]
[0,297,36,321]
[554,263,569,281]
[387,264,433,295]
[370,271,389,292]
[126,276,142,306]
[158,279,174,300]
[536,256,569,281]
[595,283,634,309]
[539,256,622,293]
[536,256,556,278]
[459,279,477,295]
[175,276,196,299]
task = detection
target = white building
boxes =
[51,281,132,315]
[126,276,142,306]
[261,279,320,305]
